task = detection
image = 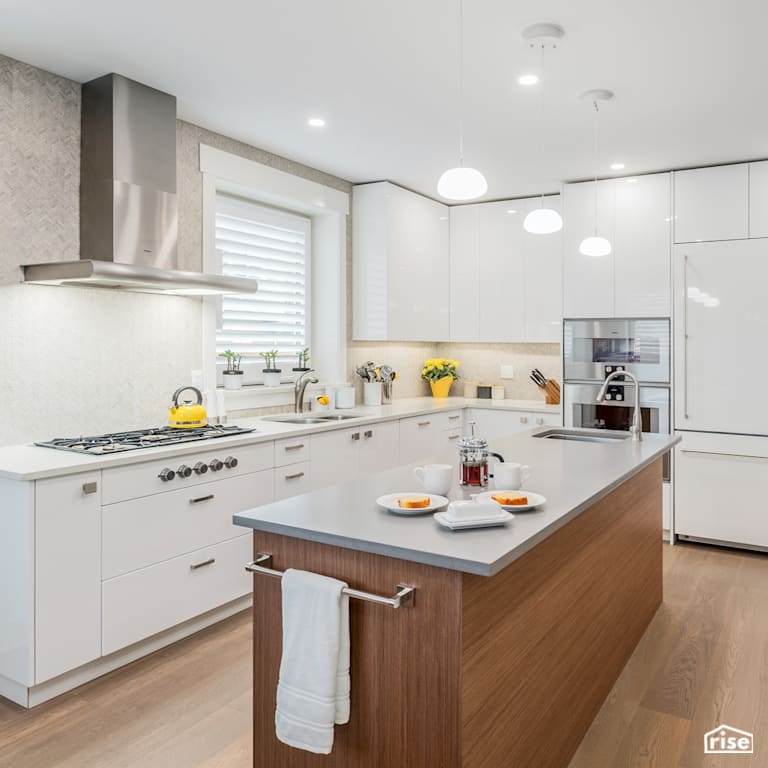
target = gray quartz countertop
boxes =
[234,429,681,577]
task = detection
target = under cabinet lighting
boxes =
[518,74,539,86]
[308,117,326,127]
[610,162,625,171]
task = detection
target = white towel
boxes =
[275,568,350,754]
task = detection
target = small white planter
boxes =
[262,370,282,388]
[222,371,244,390]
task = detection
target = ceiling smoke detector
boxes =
[521,23,565,49]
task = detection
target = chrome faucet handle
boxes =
[596,370,643,443]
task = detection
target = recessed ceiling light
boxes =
[308,117,326,127]
[610,162,625,171]
[507,209,517,214]
[625,177,638,183]
[518,74,539,86]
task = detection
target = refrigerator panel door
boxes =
[674,240,768,435]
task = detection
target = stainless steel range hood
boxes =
[22,74,257,295]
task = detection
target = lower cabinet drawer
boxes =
[102,469,274,579]
[102,534,252,655]
[274,461,312,500]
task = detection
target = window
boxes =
[215,194,311,383]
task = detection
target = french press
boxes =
[458,421,505,487]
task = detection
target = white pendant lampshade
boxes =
[579,235,612,257]
[437,166,488,201]
[523,207,563,234]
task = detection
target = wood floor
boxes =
[1,543,766,768]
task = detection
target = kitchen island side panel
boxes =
[460,459,663,768]
[250,531,463,768]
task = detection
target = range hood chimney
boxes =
[23,74,258,295]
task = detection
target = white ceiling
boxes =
[1,0,767,202]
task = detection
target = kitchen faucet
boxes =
[596,370,643,442]
[294,369,319,413]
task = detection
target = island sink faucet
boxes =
[596,370,643,442]
[294,369,319,413]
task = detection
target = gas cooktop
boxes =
[35,425,256,455]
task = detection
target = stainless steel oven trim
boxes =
[564,383,670,434]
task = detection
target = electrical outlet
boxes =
[500,364,515,379]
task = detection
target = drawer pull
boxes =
[190,557,216,571]
[417,421,431,427]
[520,416,529,424]
[448,414,461,421]
[364,430,373,439]
[82,481,98,495]
[351,432,360,441]
[190,494,215,504]
[285,471,305,480]
[284,443,305,451]
[535,417,544,425]
[448,433,460,440]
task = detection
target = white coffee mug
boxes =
[414,463,453,495]
[493,462,530,490]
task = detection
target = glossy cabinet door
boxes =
[449,204,480,341]
[562,180,615,318]
[614,173,672,316]
[353,182,450,342]
[35,473,101,683]
[749,160,768,238]
[674,164,749,243]
[311,427,361,490]
[358,420,400,476]
[398,415,441,465]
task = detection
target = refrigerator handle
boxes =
[683,254,689,419]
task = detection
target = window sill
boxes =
[220,382,324,411]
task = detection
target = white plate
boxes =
[376,493,450,515]
[434,510,514,530]
[477,490,547,512]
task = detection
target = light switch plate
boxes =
[500,364,515,379]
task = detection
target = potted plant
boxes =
[220,349,244,390]
[421,358,460,398]
[292,348,311,379]
[260,349,282,387]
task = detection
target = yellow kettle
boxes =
[168,386,208,429]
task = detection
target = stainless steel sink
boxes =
[263,413,363,425]
[534,428,631,444]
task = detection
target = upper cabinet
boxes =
[449,196,562,343]
[674,164,749,243]
[749,161,768,238]
[353,182,449,341]
[563,173,671,318]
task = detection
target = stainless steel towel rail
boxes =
[245,552,416,609]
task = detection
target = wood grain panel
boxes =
[461,459,663,768]
[250,531,463,768]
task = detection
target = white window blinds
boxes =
[215,195,310,375]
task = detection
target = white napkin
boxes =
[275,568,350,754]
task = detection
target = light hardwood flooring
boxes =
[1,543,767,768]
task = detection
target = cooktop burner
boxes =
[35,425,256,455]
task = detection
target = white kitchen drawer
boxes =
[274,461,312,500]
[398,415,440,465]
[102,534,252,655]
[435,410,463,431]
[102,469,274,579]
[274,436,311,467]
[102,441,273,504]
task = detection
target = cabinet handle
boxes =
[520,416,529,424]
[680,449,768,461]
[417,421,431,427]
[351,432,360,441]
[190,557,215,571]
[284,443,305,451]
[364,430,373,439]
[448,433,460,440]
[285,471,305,480]
[448,414,461,421]
[683,254,690,419]
[190,494,215,504]
[82,481,98,495]
[535,417,544,425]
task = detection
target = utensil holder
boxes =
[382,380,393,404]
[363,382,382,406]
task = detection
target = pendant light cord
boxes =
[538,45,546,205]
[592,100,599,236]
[458,0,465,166]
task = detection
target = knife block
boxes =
[538,380,561,405]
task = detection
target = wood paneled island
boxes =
[234,430,678,768]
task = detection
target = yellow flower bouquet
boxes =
[421,358,460,398]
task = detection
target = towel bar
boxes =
[245,552,416,608]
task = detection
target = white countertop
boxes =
[0,397,559,481]
[234,430,679,576]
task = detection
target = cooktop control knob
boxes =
[193,462,208,475]
[209,458,223,472]
[158,468,176,482]
[177,464,192,478]
[224,456,238,469]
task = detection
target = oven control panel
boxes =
[603,365,626,401]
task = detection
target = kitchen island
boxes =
[236,428,678,768]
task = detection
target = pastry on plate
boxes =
[397,495,431,509]
[491,492,528,506]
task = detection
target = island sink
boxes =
[534,427,631,444]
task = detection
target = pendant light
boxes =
[578,90,614,257]
[522,23,565,235]
[437,0,487,201]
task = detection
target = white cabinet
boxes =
[449,197,562,342]
[358,421,400,476]
[35,474,101,683]
[563,174,671,318]
[465,408,561,443]
[353,181,449,341]
[749,160,768,238]
[274,462,312,500]
[675,433,768,548]
[674,164,749,243]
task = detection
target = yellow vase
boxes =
[430,377,454,398]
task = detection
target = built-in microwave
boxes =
[563,318,670,384]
